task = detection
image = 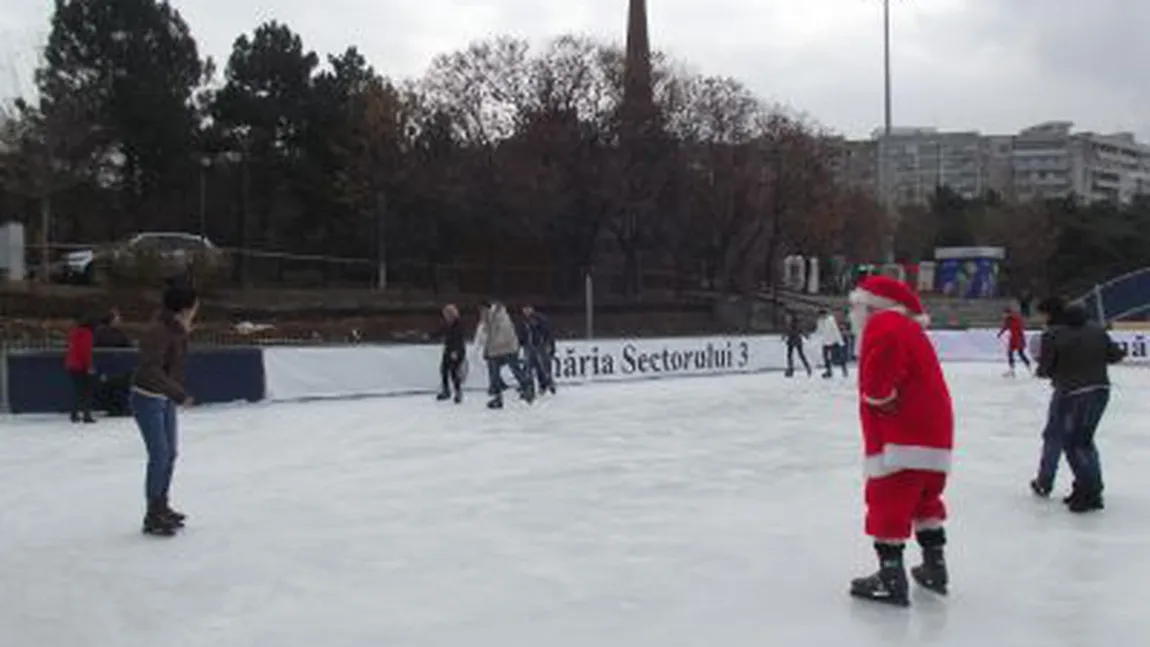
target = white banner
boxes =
[263,335,797,402]
[262,328,1150,403]
[1112,331,1150,363]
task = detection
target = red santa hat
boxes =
[849,275,931,327]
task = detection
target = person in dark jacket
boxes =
[64,315,96,423]
[434,304,466,403]
[94,308,134,417]
[519,305,556,395]
[1031,301,1125,513]
[94,308,133,348]
[783,312,812,377]
[131,285,197,537]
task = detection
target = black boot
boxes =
[910,528,949,595]
[436,391,451,401]
[1067,489,1104,513]
[850,542,910,607]
[453,390,463,404]
[487,396,504,409]
[142,499,179,537]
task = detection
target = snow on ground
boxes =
[2,364,1149,647]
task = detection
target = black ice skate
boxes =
[910,528,948,596]
[1067,491,1104,513]
[436,391,451,401]
[850,544,909,607]
[487,397,504,409]
[1029,479,1052,498]
[159,497,186,527]
[141,501,179,537]
[453,391,463,404]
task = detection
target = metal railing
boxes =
[1073,267,1150,325]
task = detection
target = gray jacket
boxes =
[482,304,520,359]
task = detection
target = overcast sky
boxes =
[2,0,1146,140]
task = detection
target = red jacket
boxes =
[999,313,1025,350]
[65,326,94,373]
[858,311,954,479]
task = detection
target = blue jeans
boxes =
[1061,389,1109,496]
[486,354,531,398]
[1035,394,1064,491]
[131,390,179,503]
[523,346,553,390]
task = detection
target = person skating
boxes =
[847,276,954,606]
[433,304,467,403]
[65,315,97,424]
[478,300,534,409]
[783,312,812,377]
[1032,302,1125,513]
[998,306,1031,377]
[131,284,198,537]
[815,309,848,378]
[519,304,556,395]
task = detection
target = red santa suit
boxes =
[850,276,954,541]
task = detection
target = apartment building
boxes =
[1013,121,1150,204]
[832,121,1150,207]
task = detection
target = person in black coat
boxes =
[783,311,812,377]
[93,308,134,417]
[434,304,466,403]
[1031,301,1125,513]
[519,305,556,395]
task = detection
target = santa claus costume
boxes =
[847,276,955,607]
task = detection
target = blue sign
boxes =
[935,258,1000,298]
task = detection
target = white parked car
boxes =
[62,232,221,283]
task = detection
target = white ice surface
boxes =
[2,364,1149,647]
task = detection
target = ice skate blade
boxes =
[849,589,910,607]
[141,526,179,538]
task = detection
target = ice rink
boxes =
[2,363,1149,647]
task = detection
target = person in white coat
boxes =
[815,309,848,378]
[474,300,535,409]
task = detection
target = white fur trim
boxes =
[849,288,908,314]
[850,288,929,327]
[864,445,952,478]
[863,389,899,407]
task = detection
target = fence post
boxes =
[584,271,594,340]
[0,341,9,414]
[1093,284,1107,326]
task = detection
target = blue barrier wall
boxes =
[5,347,266,414]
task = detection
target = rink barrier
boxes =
[262,335,782,402]
[3,347,266,414]
[3,329,1148,413]
[261,329,1150,403]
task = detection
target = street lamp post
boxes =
[879,0,896,265]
